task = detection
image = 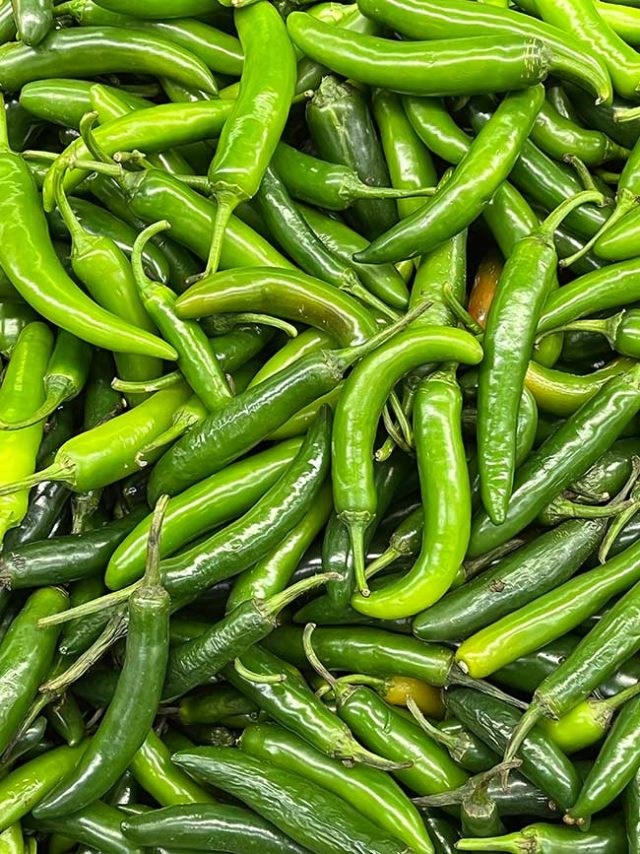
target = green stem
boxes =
[442,283,484,335]
[365,546,402,579]
[406,697,458,749]
[614,106,640,123]
[503,702,544,765]
[79,110,112,164]
[302,622,339,690]
[233,657,286,684]
[564,155,599,193]
[456,832,525,852]
[231,313,298,338]
[0,387,67,430]
[205,191,237,278]
[112,371,182,394]
[132,220,171,296]
[0,462,73,496]
[381,404,411,455]
[389,389,413,449]
[262,572,340,617]
[38,582,141,627]
[539,189,606,236]
[341,512,371,597]
[548,495,637,520]
[136,423,188,466]
[560,189,638,268]
[143,495,170,589]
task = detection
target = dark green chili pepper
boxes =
[26,801,143,854]
[120,802,309,854]
[107,439,300,590]
[205,1,295,276]
[0,506,147,589]
[626,768,640,853]
[352,85,545,264]
[172,748,410,854]
[446,688,581,812]
[0,332,90,430]
[422,719,499,774]
[240,723,434,854]
[12,0,52,45]
[357,0,612,104]
[33,499,171,818]
[469,365,640,558]
[414,517,607,643]
[531,99,629,165]
[60,576,108,657]
[306,75,398,240]
[456,817,625,852]
[178,685,257,727]
[0,587,67,756]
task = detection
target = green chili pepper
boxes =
[19,78,148,129]
[446,688,581,811]
[0,323,53,544]
[26,801,142,854]
[424,719,499,774]
[0,332,90,431]
[0,506,147,589]
[34,498,171,818]
[205,1,295,276]
[0,301,38,359]
[179,748,414,854]
[107,439,300,590]
[75,0,214,16]
[478,189,605,523]
[456,817,625,852]
[525,358,635,417]
[121,802,309,854]
[331,327,482,595]
[531,99,629,165]
[12,0,52,45]
[128,729,214,807]
[470,365,640,557]
[45,692,85,749]
[626,768,640,853]
[240,723,434,854]
[178,685,257,727]
[357,0,612,104]
[0,587,67,757]
[353,86,545,265]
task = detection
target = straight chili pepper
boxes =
[627,768,640,853]
[78,0,214,16]
[456,817,625,852]
[11,0,52,45]
[205,0,295,276]
[26,801,142,854]
[19,78,148,130]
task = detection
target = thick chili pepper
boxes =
[128,729,214,807]
[357,0,611,104]
[227,480,333,609]
[478,190,606,522]
[0,322,53,544]
[11,0,51,45]
[0,332,90,431]
[306,75,398,240]
[0,587,67,756]
[108,439,300,589]
[121,802,308,854]
[446,688,581,811]
[470,365,640,557]
[331,327,482,594]
[240,723,434,854]
[34,499,170,818]
[414,517,607,643]
[0,506,146,589]
[26,801,142,854]
[205,1,295,276]
[456,817,625,852]
[351,86,545,265]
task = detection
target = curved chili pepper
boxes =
[121,802,308,854]
[129,729,214,807]
[353,86,545,264]
[205,1,295,276]
[26,801,142,854]
[531,99,629,165]
[34,499,171,818]
[544,308,640,361]
[470,365,640,557]
[331,327,482,595]
[173,748,409,854]
[240,723,434,854]
[478,189,605,523]
[525,357,635,417]
[20,78,148,129]
[107,439,300,589]
[357,0,612,104]
[0,587,67,756]
[456,817,625,852]
[306,75,398,240]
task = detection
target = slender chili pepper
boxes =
[525,358,635,417]
[531,99,629,165]
[469,365,640,557]
[0,332,90,431]
[148,305,425,502]
[128,729,215,807]
[227,481,333,610]
[0,383,192,497]
[0,587,67,757]
[306,75,398,240]
[77,0,214,16]
[353,366,470,616]
[108,439,300,589]
[456,817,625,852]
[414,517,607,643]
[240,723,434,854]
[26,801,143,854]
[254,166,398,318]
[544,309,640,362]
[627,768,640,853]
[331,328,482,595]
[357,0,612,104]
[33,498,171,818]
[446,689,581,811]
[0,323,53,544]
[478,189,605,523]
[205,1,295,276]
[45,690,85,748]
[121,802,309,854]
[0,506,147,589]
[12,0,52,45]
[19,79,148,129]
[299,204,410,310]
[352,86,545,264]
[178,686,258,727]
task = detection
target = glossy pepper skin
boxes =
[456,817,626,852]
[25,800,143,854]
[352,85,545,265]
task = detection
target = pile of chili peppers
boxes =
[6,0,640,852]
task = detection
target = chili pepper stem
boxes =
[233,657,286,684]
[0,383,71,430]
[546,495,638,520]
[448,668,528,712]
[560,189,639,269]
[503,703,544,766]
[365,546,402,579]
[342,178,437,203]
[0,461,74,496]
[456,833,525,852]
[389,390,413,448]
[540,189,608,239]
[406,696,458,749]
[342,513,370,597]
[230,313,298,337]
[443,284,484,336]
[79,110,111,165]
[112,371,182,395]
[132,220,172,294]
[142,495,170,589]
[39,581,141,627]
[536,313,619,347]
[381,405,411,455]
[260,571,341,618]
[411,758,522,808]
[204,191,237,279]
[342,275,401,322]
[136,424,187,466]
[599,496,640,564]
[614,106,640,122]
